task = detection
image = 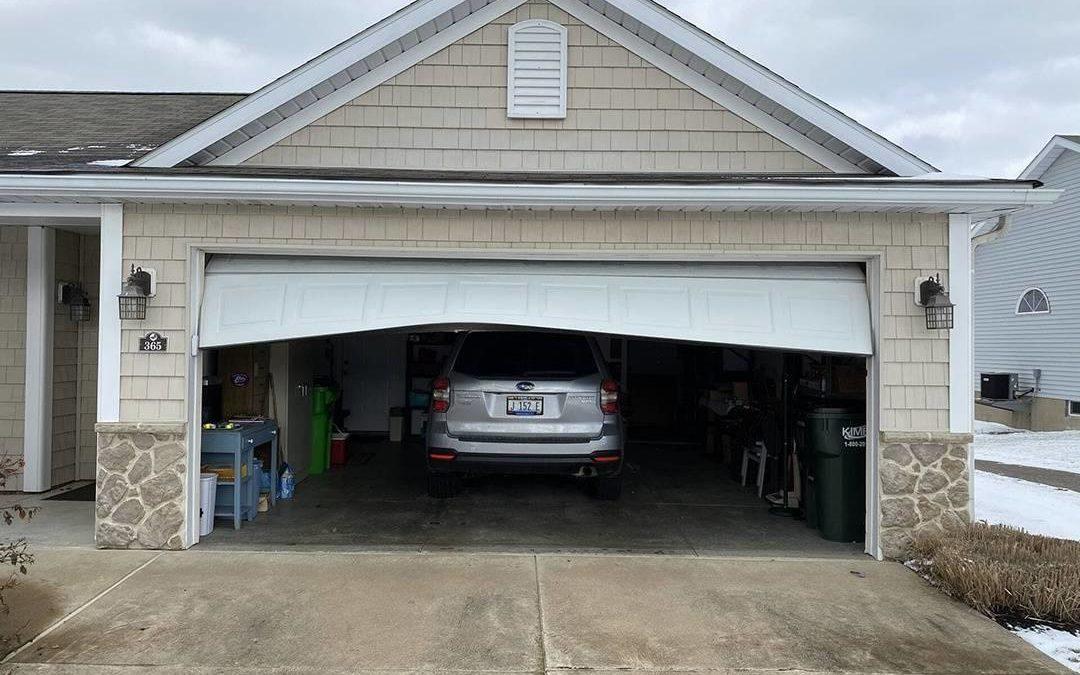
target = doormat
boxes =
[44,483,96,501]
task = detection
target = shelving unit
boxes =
[403,332,456,439]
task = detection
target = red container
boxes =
[330,433,348,467]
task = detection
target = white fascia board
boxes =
[134,0,472,167]
[594,0,935,176]
[548,0,862,174]
[1017,135,1080,180]
[0,173,1062,212]
[212,0,529,166]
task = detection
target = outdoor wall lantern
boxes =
[58,281,92,323]
[118,265,155,321]
[915,274,954,330]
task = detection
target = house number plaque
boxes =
[138,331,168,352]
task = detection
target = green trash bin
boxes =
[310,386,338,475]
[805,407,866,542]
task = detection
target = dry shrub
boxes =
[910,522,1080,628]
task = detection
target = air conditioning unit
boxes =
[980,373,1018,400]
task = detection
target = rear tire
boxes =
[427,473,458,499]
[592,474,623,500]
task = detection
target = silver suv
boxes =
[425,330,624,499]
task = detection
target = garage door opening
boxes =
[195,326,868,557]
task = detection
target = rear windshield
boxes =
[453,332,599,379]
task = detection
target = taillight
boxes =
[591,449,621,463]
[432,376,450,413]
[428,448,457,461]
[600,378,619,414]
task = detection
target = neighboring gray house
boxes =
[974,135,1080,430]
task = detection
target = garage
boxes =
[191,253,874,556]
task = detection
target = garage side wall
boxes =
[96,205,967,556]
[0,226,27,492]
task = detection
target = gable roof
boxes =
[0,91,245,170]
[1018,134,1080,181]
[133,0,936,176]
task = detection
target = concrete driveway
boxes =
[1,547,1065,674]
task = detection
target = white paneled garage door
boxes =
[199,256,872,355]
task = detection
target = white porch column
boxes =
[23,226,54,492]
[97,204,123,423]
[948,213,973,434]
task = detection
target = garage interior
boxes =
[196,327,867,556]
[191,255,872,556]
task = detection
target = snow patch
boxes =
[975,429,1080,474]
[1012,625,1080,672]
[7,149,44,156]
[974,419,1021,435]
[87,159,132,167]
[975,470,1080,540]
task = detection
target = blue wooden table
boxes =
[201,420,278,530]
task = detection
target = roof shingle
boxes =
[0,91,245,170]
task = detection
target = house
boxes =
[0,0,1060,560]
[974,135,1080,431]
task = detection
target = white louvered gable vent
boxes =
[507,20,567,119]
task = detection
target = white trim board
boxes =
[134,0,934,175]
[96,205,123,423]
[948,213,972,436]
[1018,135,1080,180]
[0,173,1060,213]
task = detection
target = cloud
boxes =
[130,22,260,74]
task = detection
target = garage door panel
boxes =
[200,257,872,355]
[623,287,691,328]
[539,284,609,321]
[295,283,367,321]
[459,281,529,316]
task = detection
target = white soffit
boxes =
[200,256,874,355]
[134,0,935,176]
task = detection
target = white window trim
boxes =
[1068,400,1080,417]
[1015,287,1051,315]
[507,19,568,119]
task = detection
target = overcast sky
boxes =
[2,0,1077,177]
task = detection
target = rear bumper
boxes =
[427,451,622,476]
[426,419,623,476]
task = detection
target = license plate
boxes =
[506,396,544,416]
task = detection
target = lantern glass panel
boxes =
[118,295,147,320]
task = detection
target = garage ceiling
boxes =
[199,256,872,355]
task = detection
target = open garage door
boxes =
[199,256,872,355]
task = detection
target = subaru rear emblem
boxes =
[516,382,535,391]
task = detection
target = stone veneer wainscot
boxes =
[878,431,972,558]
[95,422,187,550]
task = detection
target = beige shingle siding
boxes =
[0,226,26,491]
[119,205,949,431]
[244,1,827,173]
[78,234,99,481]
[52,231,80,486]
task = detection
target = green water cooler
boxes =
[310,386,338,475]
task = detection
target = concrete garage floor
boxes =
[199,439,864,557]
[2,548,1065,673]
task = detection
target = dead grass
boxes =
[910,522,1080,629]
